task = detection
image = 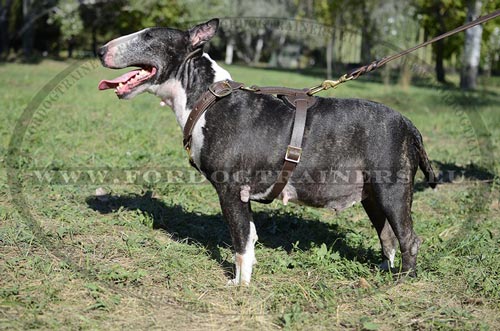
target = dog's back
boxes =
[98,19,436,284]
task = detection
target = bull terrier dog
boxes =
[98,19,436,285]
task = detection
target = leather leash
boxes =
[182,9,500,201]
[307,9,500,95]
[183,80,316,201]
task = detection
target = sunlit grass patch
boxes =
[0,60,499,330]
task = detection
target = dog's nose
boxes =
[97,46,107,59]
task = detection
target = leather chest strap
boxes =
[184,81,316,203]
[261,91,316,201]
[183,80,244,156]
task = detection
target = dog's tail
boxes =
[407,120,438,189]
[416,140,438,189]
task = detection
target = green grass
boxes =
[0,59,499,330]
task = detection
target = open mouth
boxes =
[98,66,157,97]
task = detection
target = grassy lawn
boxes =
[0,59,499,330]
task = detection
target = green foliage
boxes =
[414,0,466,59]
[98,264,147,284]
[360,317,380,331]
[480,0,500,70]
[124,0,188,28]
[47,0,83,41]
[181,0,232,23]
[280,303,303,329]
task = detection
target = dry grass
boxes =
[1,60,499,330]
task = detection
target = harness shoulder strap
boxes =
[183,80,244,157]
[252,88,316,201]
[184,81,316,202]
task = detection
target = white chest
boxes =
[149,53,232,169]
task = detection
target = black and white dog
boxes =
[98,19,436,285]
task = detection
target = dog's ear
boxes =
[188,18,219,48]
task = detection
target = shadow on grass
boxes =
[414,161,495,192]
[86,191,380,275]
[435,161,495,181]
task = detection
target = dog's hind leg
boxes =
[218,187,258,285]
[371,183,421,277]
[362,187,398,271]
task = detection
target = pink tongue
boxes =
[98,69,141,90]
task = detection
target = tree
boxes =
[414,0,466,83]
[460,0,483,89]
[2,0,59,59]
[79,0,186,56]
[314,0,365,78]
[481,0,500,75]
[126,0,187,28]
[48,0,83,58]
[22,0,33,57]
[0,0,14,58]
[359,0,379,63]
[219,0,297,65]
[20,0,57,57]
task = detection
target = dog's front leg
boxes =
[218,188,258,285]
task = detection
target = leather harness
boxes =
[183,79,316,201]
[180,9,500,201]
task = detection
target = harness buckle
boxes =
[209,80,232,97]
[184,137,193,159]
[285,145,302,163]
[306,74,353,95]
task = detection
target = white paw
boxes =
[227,278,249,286]
[227,278,238,286]
[279,184,297,206]
[240,185,251,203]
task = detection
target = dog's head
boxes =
[98,19,219,99]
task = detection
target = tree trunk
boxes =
[435,40,446,83]
[253,29,264,64]
[305,0,313,18]
[434,11,448,84]
[326,37,333,79]
[360,0,373,64]
[399,58,412,90]
[0,0,13,59]
[22,0,34,58]
[92,25,97,57]
[225,37,234,65]
[236,32,253,64]
[361,30,373,64]
[460,0,483,90]
[68,38,74,58]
